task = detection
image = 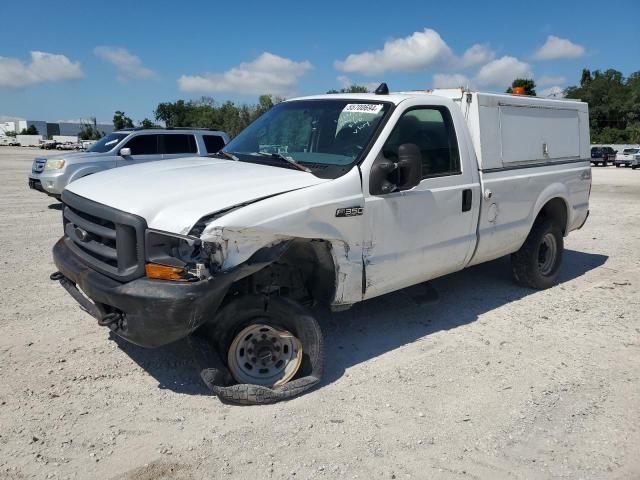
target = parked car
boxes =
[613,147,640,168]
[590,146,616,166]
[41,140,59,150]
[28,128,230,199]
[50,87,590,403]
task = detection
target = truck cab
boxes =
[51,87,591,403]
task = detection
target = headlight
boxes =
[144,230,205,281]
[44,159,65,170]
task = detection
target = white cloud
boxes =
[334,28,454,76]
[539,86,565,98]
[94,46,156,82]
[336,75,352,89]
[0,51,83,88]
[537,75,566,86]
[432,73,471,89]
[534,35,585,60]
[178,52,312,97]
[475,56,532,87]
[460,44,495,68]
[336,75,379,92]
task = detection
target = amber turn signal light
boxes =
[145,263,191,281]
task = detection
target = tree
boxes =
[506,79,536,96]
[565,68,639,143]
[78,118,104,140]
[113,111,134,130]
[20,125,39,135]
[327,84,370,94]
[139,118,160,129]
[153,95,284,138]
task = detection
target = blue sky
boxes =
[1,0,638,124]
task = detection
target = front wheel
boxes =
[200,295,324,404]
[511,217,564,289]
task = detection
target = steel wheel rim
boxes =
[538,233,558,276]
[227,322,303,387]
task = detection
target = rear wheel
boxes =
[511,217,563,289]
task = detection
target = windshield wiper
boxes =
[216,150,239,161]
[255,151,311,172]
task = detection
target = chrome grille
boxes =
[32,158,46,173]
[61,191,146,281]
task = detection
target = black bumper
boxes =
[52,238,242,348]
[28,177,60,199]
[28,177,44,192]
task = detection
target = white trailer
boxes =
[52,135,79,144]
[17,135,43,147]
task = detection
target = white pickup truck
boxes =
[51,86,591,403]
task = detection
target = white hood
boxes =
[66,157,329,234]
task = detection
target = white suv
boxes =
[28,128,230,199]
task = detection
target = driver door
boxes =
[362,103,479,299]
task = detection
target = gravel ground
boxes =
[0,147,639,480]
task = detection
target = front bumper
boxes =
[28,177,46,193]
[52,238,243,348]
[29,171,65,196]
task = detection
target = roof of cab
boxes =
[287,92,434,105]
[288,88,586,106]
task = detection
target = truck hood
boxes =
[65,157,330,234]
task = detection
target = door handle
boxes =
[462,189,472,212]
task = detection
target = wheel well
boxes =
[227,239,336,306]
[537,198,568,235]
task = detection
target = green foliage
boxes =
[4,130,16,137]
[113,111,134,130]
[138,118,160,129]
[506,79,536,96]
[565,69,640,143]
[20,125,39,135]
[154,95,284,138]
[78,119,104,141]
[326,84,370,94]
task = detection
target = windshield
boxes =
[224,100,391,170]
[623,148,639,154]
[87,133,128,153]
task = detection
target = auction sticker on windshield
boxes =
[342,104,384,114]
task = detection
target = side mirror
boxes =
[396,143,421,190]
[119,147,131,157]
[369,143,422,195]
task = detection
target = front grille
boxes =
[32,158,46,173]
[61,191,147,282]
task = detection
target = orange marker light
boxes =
[145,263,191,281]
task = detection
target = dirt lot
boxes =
[0,146,638,480]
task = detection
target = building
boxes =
[0,119,114,138]
[0,121,17,136]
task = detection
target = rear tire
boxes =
[511,217,563,289]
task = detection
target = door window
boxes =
[382,107,460,178]
[125,134,159,155]
[162,134,197,154]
